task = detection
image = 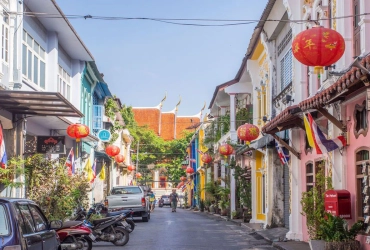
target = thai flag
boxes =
[189,158,196,163]
[181,183,187,192]
[0,124,7,169]
[65,148,75,175]
[305,113,346,154]
[90,159,97,183]
[275,142,289,165]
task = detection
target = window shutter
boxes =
[93,105,104,130]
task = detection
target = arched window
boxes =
[306,162,314,192]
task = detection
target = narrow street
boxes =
[94,207,273,250]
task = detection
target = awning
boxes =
[0,90,83,117]
[261,105,303,134]
[95,150,112,162]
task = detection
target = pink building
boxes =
[260,0,370,248]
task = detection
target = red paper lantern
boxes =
[237,123,260,144]
[114,154,125,163]
[201,154,212,164]
[180,176,187,182]
[136,172,142,178]
[67,124,90,142]
[292,26,345,74]
[186,167,194,174]
[127,165,135,171]
[219,144,234,156]
[105,145,120,157]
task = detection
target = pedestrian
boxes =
[169,189,179,212]
[148,189,156,212]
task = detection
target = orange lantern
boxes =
[219,144,234,156]
[180,176,187,182]
[292,26,345,74]
[186,167,194,174]
[237,123,260,145]
[67,123,90,142]
[127,165,135,171]
[136,172,142,178]
[201,154,212,164]
[106,145,120,157]
[114,154,125,163]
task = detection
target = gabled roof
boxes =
[208,0,276,109]
[25,0,94,61]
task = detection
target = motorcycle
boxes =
[75,204,135,233]
[75,206,130,246]
[56,221,94,250]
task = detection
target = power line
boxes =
[8,11,370,27]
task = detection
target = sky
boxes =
[56,0,268,116]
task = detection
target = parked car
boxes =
[0,198,61,250]
[105,186,150,222]
[160,195,171,206]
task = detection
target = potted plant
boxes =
[219,200,229,216]
[320,213,362,250]
[300,163,332,250]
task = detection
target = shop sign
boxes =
[98,129,111,142]
[36,136,65,154]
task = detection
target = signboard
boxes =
[98,129,111,142]
[36,136,65,154]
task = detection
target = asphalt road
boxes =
[93,206,273,250]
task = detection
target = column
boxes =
[154,170,159,188]
[47,32,58,92]
[229,93,237,215]
[213,162,218,181]
[220,106,226,187]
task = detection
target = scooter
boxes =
[75,204,135,233]
[56,221,94,250]
[78,208,130,246]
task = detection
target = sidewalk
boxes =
[199,211,310,250]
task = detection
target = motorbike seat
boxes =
[92,217,112,225]
[60,221,83,229]
[107,210,131,217]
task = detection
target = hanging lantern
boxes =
[292,26,345,74]
[219,144,234,156]
[136,172,142,178]
[114,154,125,163]
[237,123,260,145]
[180,176,187,182]
[67,123,90,142]
[186,167,194,174]
[106,145,120,157]
[127,165,135,171]
[201,154,212,164]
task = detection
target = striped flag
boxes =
[275,142,289,165]
[0,124,7,169]
[189,158,196,163]
[90,159,97,183]
[181,182,187,192]
[65,147,75,175]
[304,113,346,154]
[197,149,204,155]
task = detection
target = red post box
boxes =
[324,190,351,219]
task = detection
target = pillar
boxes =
[229,93,237,215]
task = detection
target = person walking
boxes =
[169,189,179,212]
[148,189,156,212]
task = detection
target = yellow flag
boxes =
[84,158,94,182]
[99,163,106,180]
[303,114,315,148]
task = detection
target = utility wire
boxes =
[7,11,370,27]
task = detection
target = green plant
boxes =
[184,191,189,208]
[231,210,238,218]
[229,159,251,212]
[218,200,229,210]
[203,114,230,148]
[320,213,363,242]
[0,156,26,190]
[199,199,205,212]
[300,162,332,240]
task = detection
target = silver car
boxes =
[160,195,171,206]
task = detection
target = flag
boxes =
[99,162,106,180]
[304,113,346,154]
[275,142,290,165]
[0,124,7,169]
[90,159,97,183]
[189,158,196,163]
[303,115,315,148]
[197,149,204,155]
[65,147,75,175]
[84,158,94,182]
